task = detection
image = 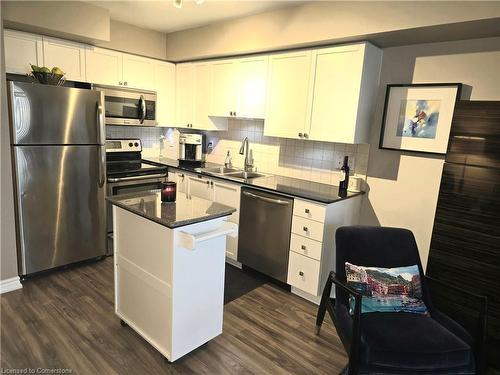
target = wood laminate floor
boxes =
[1,257,347,374]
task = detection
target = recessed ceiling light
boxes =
[195,0,205,4]
[173,0,182,8]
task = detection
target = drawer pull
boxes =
[304,208,310,214]
[303,226,308,232]
[301,245,306,250]
[299,271,304,276]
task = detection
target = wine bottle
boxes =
[339,156,349,194]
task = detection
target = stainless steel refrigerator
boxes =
[8,81,107,276]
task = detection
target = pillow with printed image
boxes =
[345,262,428,314]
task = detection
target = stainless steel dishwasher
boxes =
[238,187,294,282]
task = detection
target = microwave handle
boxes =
[139,95,146,124]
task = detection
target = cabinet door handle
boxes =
[210,181,214,186]
[304,133,309,139]
[124,81,128,86]
[206,180,210,185]
[119,81,123,85]
[298,133,303,138]
[299,271,304,277]
[234,112,237,117]
[303,226,308,232]
[304,208,310,214]
[301,245,306,250]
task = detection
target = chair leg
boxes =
[316,273,333,335]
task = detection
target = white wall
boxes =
[165,1,500,61]
[1,7,19,281]
[361,37,500,270]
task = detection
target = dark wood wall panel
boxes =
[427,101,500,371]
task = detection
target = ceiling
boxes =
[88,1,301,33]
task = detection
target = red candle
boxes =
[161,182,177,203]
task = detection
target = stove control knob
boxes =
[128,142,133,147]
[134,142,139,147]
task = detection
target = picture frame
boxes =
[379,83,462,155]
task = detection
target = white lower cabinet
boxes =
[288,251,321,296]
[188,174,213,201]
[287,197,362,304]
[212,180,241,262]
[290,234,322,261]
[173,170,241,261]
[168,171,187,194]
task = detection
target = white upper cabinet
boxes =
[4,30,43,75]
[175,63,194,128]
[236,55,268,119]
[85,47,123,86]
[264,50,314,139]
[208,56,268,119]
[122,54,155,90]
[209,59,237,118]
[86,48,157,90]
[154,61,176,127]
[42,37,86,82]
[175,62,227,131]
[308,43,382,143]
[193,62,215,130]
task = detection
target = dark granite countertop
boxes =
[107,190,236,229]
[145,157,363,204]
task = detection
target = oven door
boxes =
[106,173,167,254]
[96,86,157,126]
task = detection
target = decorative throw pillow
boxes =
[345,262,428,314]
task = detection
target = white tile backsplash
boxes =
[205,119,370,185]
[107,120,370,186]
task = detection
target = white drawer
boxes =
[287,251,321,296]
[291,216,324,242]
[290,234,322,261]
[293,199,325,223]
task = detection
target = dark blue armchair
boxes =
[315,226,487,375]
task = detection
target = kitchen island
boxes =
[107,190,236,362]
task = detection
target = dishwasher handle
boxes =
[242,190,290,205]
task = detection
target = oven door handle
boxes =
[107,173,167,183]
[139,95,146,124]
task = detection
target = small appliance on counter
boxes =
[178,133,203,167]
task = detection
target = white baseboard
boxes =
[225,258,242,269]
[0,276,23,294]
[291,287,322,305]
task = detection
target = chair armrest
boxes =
[424,275,488,374]
[329,272,363,374]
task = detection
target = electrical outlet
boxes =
[333,153,355,170]
[333,153,344,169]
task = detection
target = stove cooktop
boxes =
[106,159,167,178]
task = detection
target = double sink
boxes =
[202,166,267,180]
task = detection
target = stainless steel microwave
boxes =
[94,85,157,126]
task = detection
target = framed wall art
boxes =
[379,83,462,154]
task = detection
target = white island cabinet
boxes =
[109,191,236,362]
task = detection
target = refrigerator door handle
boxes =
[97,92,105,145]
[98,146,106,188]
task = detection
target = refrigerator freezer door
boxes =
[14,145,106,275]
[9,81,104,145]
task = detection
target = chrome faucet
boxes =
[239,137,254,171]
